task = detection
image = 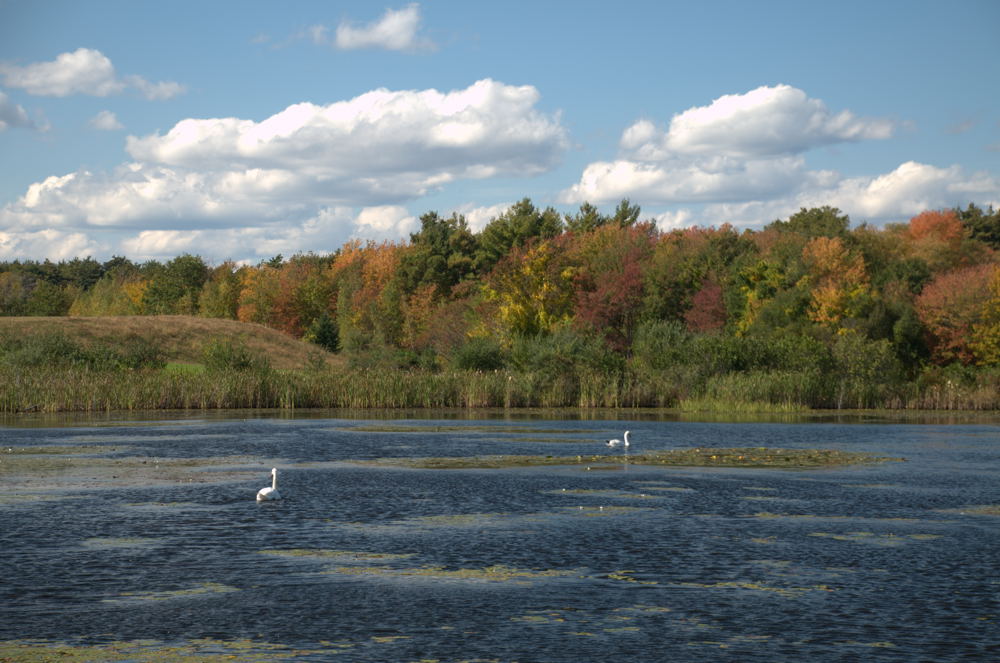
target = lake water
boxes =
[2,412,999,661]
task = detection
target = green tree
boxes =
[142,254,209,315]
[766,206,850,238]
[957,203,1000,249]
[475,198,562,273]
[400,211,478,295]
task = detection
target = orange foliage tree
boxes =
[915,263,997,364]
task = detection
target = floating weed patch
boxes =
[752,512,921,523]
[605,570,658,585]
[2,451,264,490]
[103,582,240,604]
[542,488,661,500]
[0,638,323,662]
[2,444,129,456]
[342,424,591,435]
[0,492,66,506]
[632,481,696,492]
[82,537,161,549]
[557,505,649,518]
[943,504,1000,516]
[123,501,206,511]
[809,531,942,546]
[355,447,901,470]
[319,563,582,584]
[259,548,414,562]
[673,580,834,598]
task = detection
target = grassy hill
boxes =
[0,315,339,371]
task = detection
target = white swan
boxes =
[256,467,281,502]
[606,430,631,449]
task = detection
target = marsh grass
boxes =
[3,360,999,413]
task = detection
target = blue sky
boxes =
[1,0,998,263]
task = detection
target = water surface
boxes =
[2,413,998,661]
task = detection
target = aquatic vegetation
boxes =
[103,582,240,604]
[605,570,658,585]
[0,638,325,662]
[556,505,649,517]
[673,580,834,598]
[343,424,590,435]
[319,563,582,584]
[945,504,1000,516]
[809,531,942,546]
[0,492,65,506]
[541,488,661,500]
[1,449,266,490]
[259,549,414,562]
[356,447,902,470]
[82,537,161,549]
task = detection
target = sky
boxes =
[1,0,998,264]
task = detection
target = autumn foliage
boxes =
[2,202,999,410]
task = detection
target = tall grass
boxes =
[1,364,998,414]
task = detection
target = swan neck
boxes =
[272,469,278,490]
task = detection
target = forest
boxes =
[2,200,999,412]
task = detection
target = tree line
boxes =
[2,200,999,410]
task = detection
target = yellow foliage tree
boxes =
[970,265,1000,366]
[800,236,872,332]
[480,239,576,342]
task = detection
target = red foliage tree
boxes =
[684,279,727,332]
[915,263,996,364]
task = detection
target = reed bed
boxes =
[2,365,998,413]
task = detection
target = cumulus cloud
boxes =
[620,85,894,161]
[0,79,567,261]
[125,78,567,195]
[89,110,123,131]
[563,84,906,213]
[117,205,413,262]
[0,48,183,99]
[563,156,811,206]
[334,3,434,51]
[0,228,100,261]
[454,202,511,232]
[647,161,1000,233]
[0,90,33,130]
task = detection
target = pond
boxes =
[2,411,999,662]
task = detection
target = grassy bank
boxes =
[0,315,339,371]
[1,316,998,414]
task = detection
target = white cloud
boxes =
[0,48,183,99]
[125,78,567,196]
[563,85,908,215]
[0,90,33,130]
[89,110,123,131]
[648,161,1000,232]
[0,79,568,262]
[454,202,511,232]
[621,85,894,160]
[117,206,405,262]
[0,228,100,261]
[353,205,418,239]
[334,3,434,51]
[562,156,809,205]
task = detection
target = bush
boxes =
[452,337,505,371]
[201,338,271,372]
